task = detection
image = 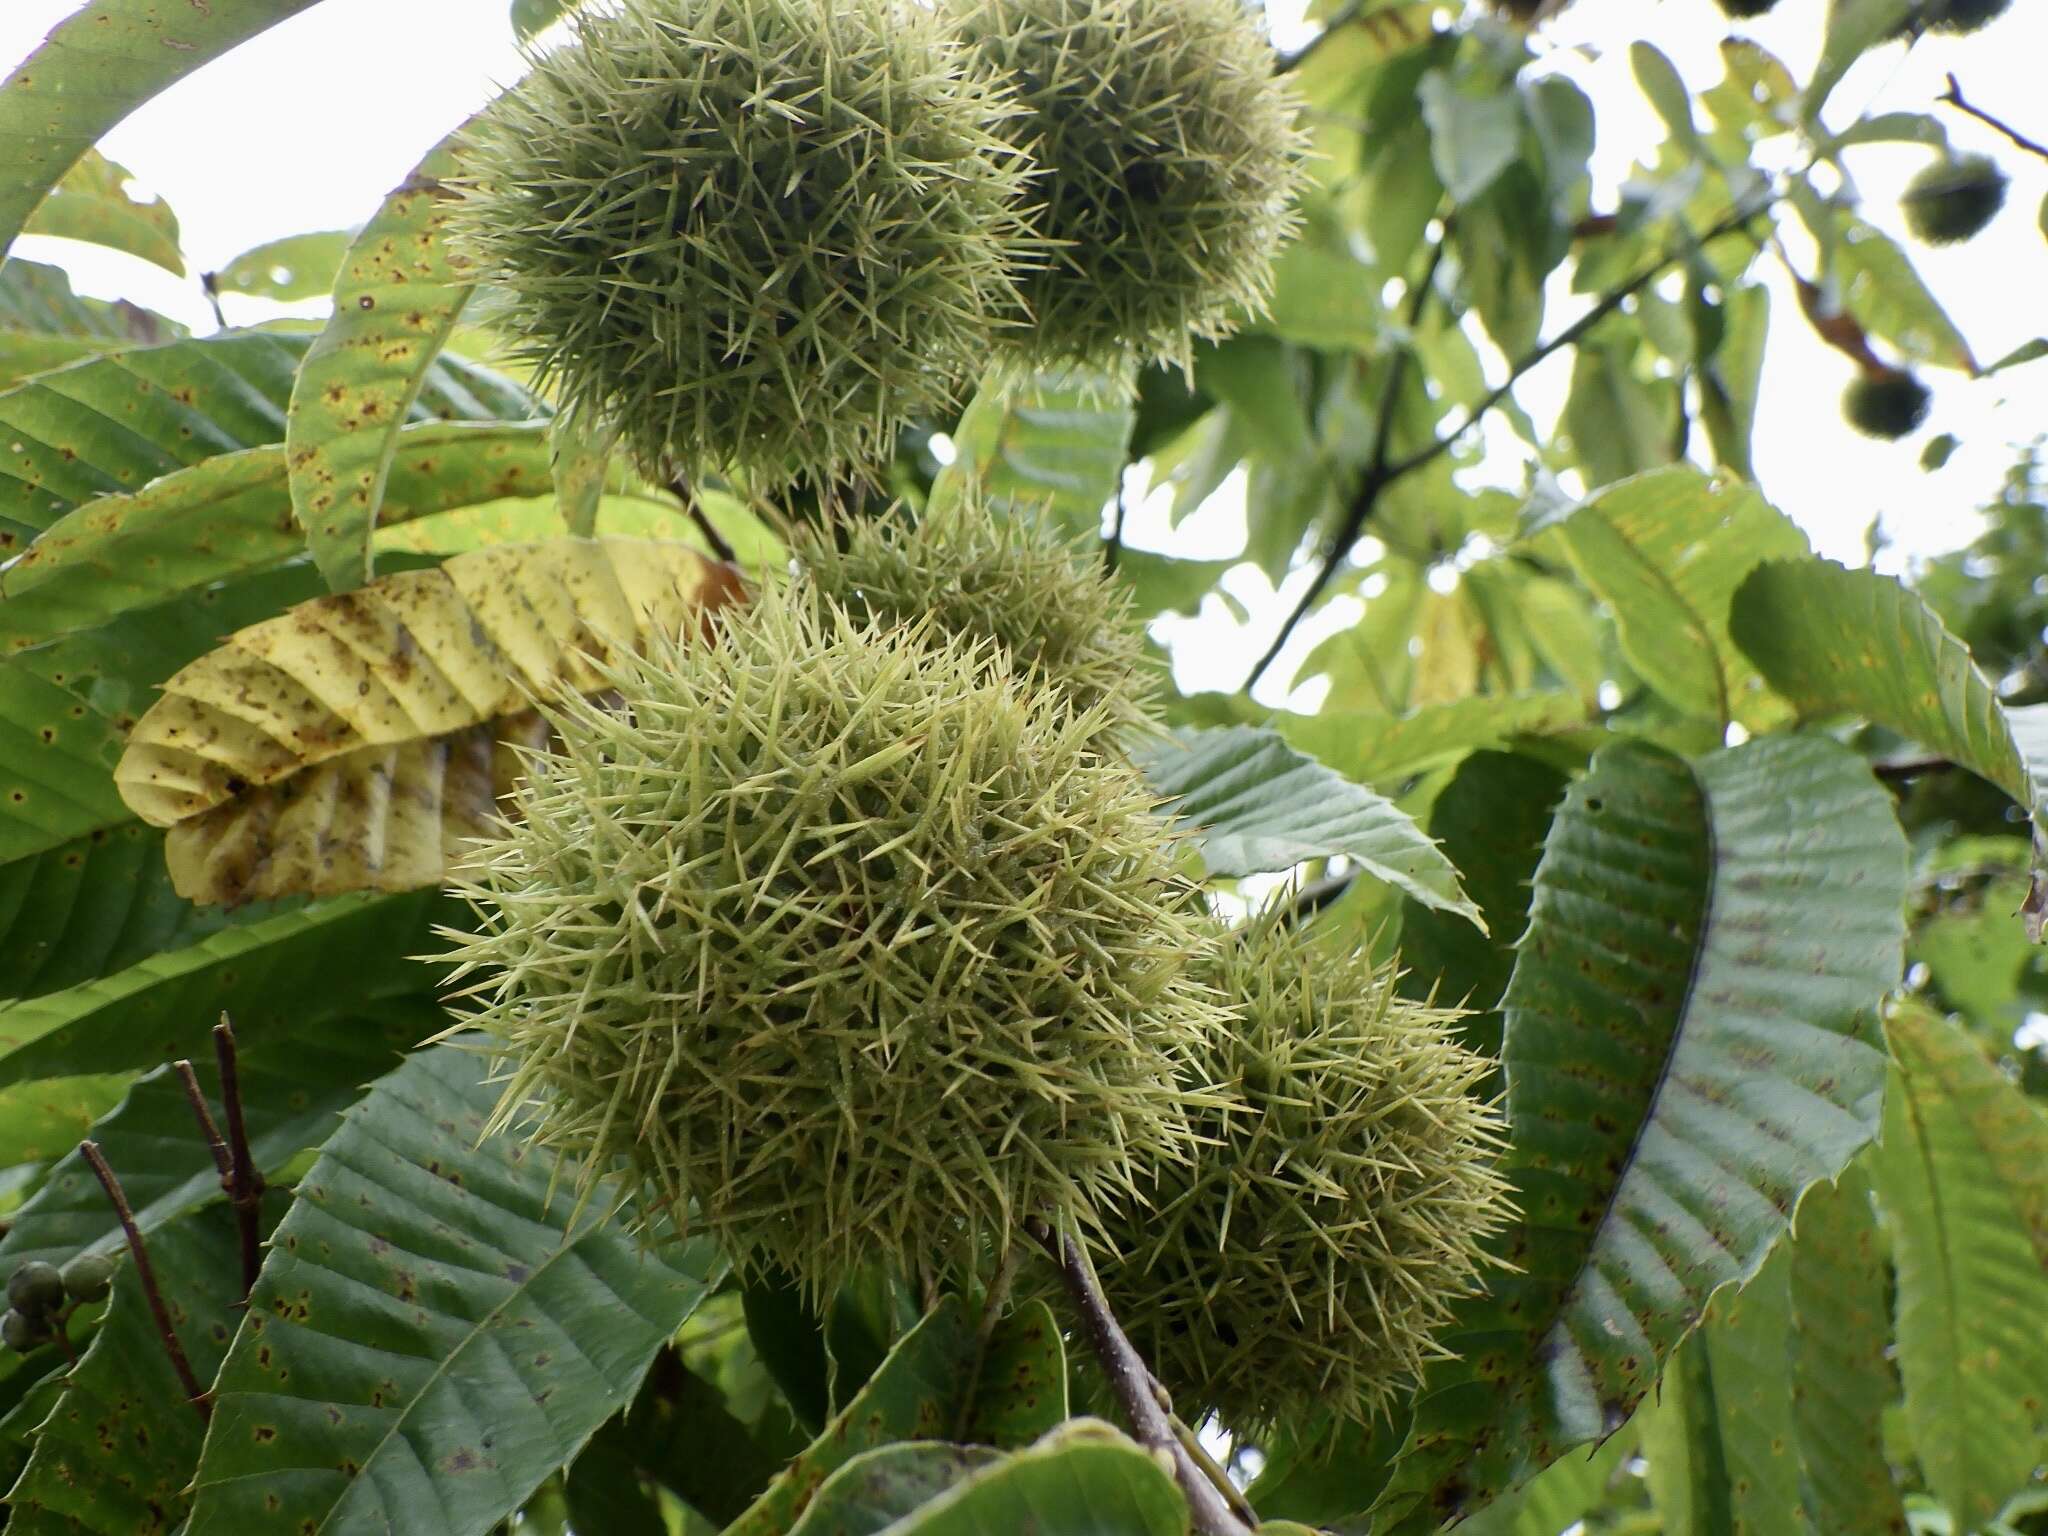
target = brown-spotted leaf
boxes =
[114,536,744,903]
[289,126,487,590]
[165,712,551,905]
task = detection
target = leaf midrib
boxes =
[200,1175,646,1535]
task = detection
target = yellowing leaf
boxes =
[114,536,744,903]
[164,713,549,905]
[288,129,486,590]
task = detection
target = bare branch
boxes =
[80,1141,211,1420]
[1939,73,2048,163]
[212,1018,268,1298]
[1241,232,1448,694]
[669,471,738,565]
[1026,1216,1254,1536]
[174,1060,233,1180]
[1242,199,1771,696]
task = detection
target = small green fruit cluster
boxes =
[445,580,1226,1295]
[795,487,1158,729]
[1901,155,2008,245]
[944,0,1308,372]
[1084,911,1513,1433]
[2,1254,115,1352]
[1843,369,1933,440]
[456,0,1306,489]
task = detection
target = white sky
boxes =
[3,0,2045,702]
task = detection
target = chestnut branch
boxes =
[1026,1214,1255,1536]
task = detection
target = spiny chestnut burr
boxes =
[796,488,1159,731]
[442,582,1228,1295]
[1843,369,1933,440]
[1901,155,2008,246]
[454,0,1036,489]
[944,0,1308,372]
[1084,911,1515,1434]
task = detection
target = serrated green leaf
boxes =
[1879,1002,2048,1534]
[1417,69,1523,205]
[1374,733,1905,1522]
[1635,1323,1735,1535]
[21,149,182,275]
[563,1421,667,1536]
[1287,3,1437,108]
[1804,0,1914,124]
[741,1266,833,1432]
[1283,693,1585,788]
[1531,467,1810,727]
[184,1043,721,1536]
[1257,237,1383,353]
[1115,548,1235,621]
[0,1072,130,1166]
[1193,337,1314,464]
[0,1003,434,1273]
[614,1351,795,1525]
[1134,724,1482,928]
[0,824,257,1004]
[1832,111,1948,149]
[0,654,131,861]
[0,1367,67,1509]
[1700,285,1769,480]
[1455,175,1552,361]
[1700,1249,1808,1534]
[549,405,612,538]
[1789,1162,1908,1535]
[1242,1396,1412,1526]
[1393,750,1569,1061]
[1458,1430,1636,1536]
[0,335,163,399]
[0,0,327,258]
[511,0,582,40]
[0,331,535,554]
[1704,40,1797,140]
[1563,342,1679,489]
[1985,338,2048,375]
[6,1204,266,1535]
[785,1443,1002,1536]
[876,1421,1186,1536]
[1730,559,2047,825]
[0,257,177,354]
[0,890,446,1091]
[933,369,1132,543]
[726,1296,1064,1536]
[1911,874,2036,1024]
[1630,43,1699,147]
[290,130,497,589]
[958,1300,1067,1448]
[1833,216,1976,374]
[212,230,355,303]
[825,1278,898,1414]
[1,421,551,649]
